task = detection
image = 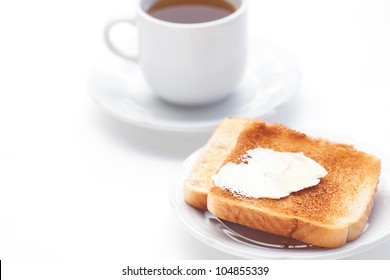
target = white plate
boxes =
[87,39,300,132]
[169,133,390,259]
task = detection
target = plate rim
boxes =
[170,132,390,259]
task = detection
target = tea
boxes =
[147,0,236,24]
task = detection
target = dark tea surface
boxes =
[147,0,236,24]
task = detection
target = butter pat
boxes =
[212,148,328,199]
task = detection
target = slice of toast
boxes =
[207,120,381,248]
[184,117,251,210]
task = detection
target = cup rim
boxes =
[137,0,247,28]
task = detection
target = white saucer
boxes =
[170,132,390,259]
[87,39,301,132]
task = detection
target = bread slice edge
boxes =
[207,177,379,248]
[183,117,252,210]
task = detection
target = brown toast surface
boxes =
[207,120,381,248]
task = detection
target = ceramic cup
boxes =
[104,0,247,106]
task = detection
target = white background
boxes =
[0,0,390,261]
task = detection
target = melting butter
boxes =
[212,148,327,199]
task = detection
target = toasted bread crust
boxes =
[207,188,349,248]
[183,117,251,210]
[207,120,381,248]
[184,185,208,211]
[346,186,377,241]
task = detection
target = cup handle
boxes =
[104,15,138,62]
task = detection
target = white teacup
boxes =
[104,0,247,106]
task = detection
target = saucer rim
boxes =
[88,39,301,132]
